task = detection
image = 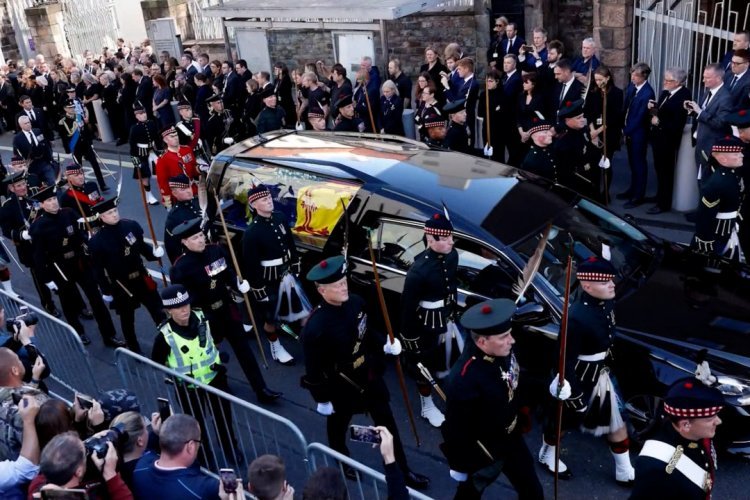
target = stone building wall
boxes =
[0,0,21,62]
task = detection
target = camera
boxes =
[84,423,129,459]
[6,306,38,332]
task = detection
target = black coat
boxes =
[649,86,691,146]
[170,244,240,317]
[164,198,202,264]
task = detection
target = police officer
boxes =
[520,120,558,182]
[57,99,108,192]
[241,185,303,365]
[255,86,286,134]
[59,162,102,220]
[128,102,160,205]
[553,99,601,199]
[400,213,460,428]
[441,298,543,500]
[155,126,200,208]
[28,186,125,347]
[170,217,281,403]
[301,255,430,490]
[164,173,203,264]
[204,94,239,156]
[691,136,744,259]
[630,377,724,500]
[544,257,635,484]
[88,196,166,353]
[444,99,472,154]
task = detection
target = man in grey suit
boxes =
[687,63,733,181]
[724,49,750,109]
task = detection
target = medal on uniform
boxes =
[125,232,136,245]
[66,225,74,235]
[204,258,227,276]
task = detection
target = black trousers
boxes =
[73,144,106,189]
[113,278,165,353]
[57,264,117,342]
[651,138,680,211]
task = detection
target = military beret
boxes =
[32,185,57,202]
[65,85,76,92]
[3,170,26,185]
[168,173,192,190]
[444,99,466,113]
[65,162,84,176]
[91,195,119,215]
[664,377,724,419]
[10,156,26,170]
[177,99,192,110]
[528,118,552,136]
[335,94,353,109]
[576,256,616,282]
[711,135,744,153]
[459,298,515,336]
[206,93,223,104]
[424,213,453,237]
[161,125,177,138]
[248,184,271,204]
[160,284,192,308]
[726,109,750,129]
[558,99,585,119]
[99,389,141,422]
[306,255,347,284]
[172,217,203,239]
[259,86,275,100]
[63,99,75,108]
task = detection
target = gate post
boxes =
[673,124,699,212]
[594,0,633,88]
[25,2,71,59]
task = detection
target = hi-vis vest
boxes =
[160,310,219,385]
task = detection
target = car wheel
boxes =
[624,394,663,447]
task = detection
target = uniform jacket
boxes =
[170,244,239,316]
[28,207,86,284]
[164,198,202,264]
[60,182,102,217]
[155,146,199,204]
[241,211,297,289]
[0,193,37,266]
[521,144,558,183]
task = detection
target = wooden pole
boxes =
[134,167,168,286]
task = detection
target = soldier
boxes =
[57,98,108,192]
[204,93,239,156]
[520,120,558,182]
[332,95,365,132]
[544,257,635,484]
[88,196,166,353]
[155,127,200,208]
[255,86,286,134]
[444,99,472,154]
[553,99,601,199]
[301,255,430,490]
[175,99,210,168]
[241,185,304,365]
[691,136,744,258]
[27,185,125,347]
[726,109,750,258]
[164,173,203,264]
[128,102,160,205]
[441,298,543,500]
[0,171,58,316]
[630,377,724,500]
[400,213,460,428]
[59,162,102,220]
[422,113,449,149]
[170,217,282,403]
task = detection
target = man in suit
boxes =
[15,96,48,137]
[443,57,479,147]
[12,115,56,187]
[647,67,692,214]
[235,60,253,84]
[518,27,549,72]
[571,37,600,83]
[619,62,656,207]
[687,63,733,181]
[552,59,584,119]
[221,61,244,116]
[720,30,750,72]
[536,40,564,101]
[133,68,154,119]
[497,55,524,165]
[724,49,750,109]
[500,22,525,58]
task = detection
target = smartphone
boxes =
[41,489,88,500]
[648,99,657,106]
[157,397,171,422]
[76,393,95,410]
[11,391,22,406]
[522,45,535,52]
[683,100,692,110]
[349,424,381,444]
[219,468,238,494]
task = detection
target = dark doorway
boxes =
[491,0,526,35]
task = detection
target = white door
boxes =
[332,32,375,75]
[236,29,272,75]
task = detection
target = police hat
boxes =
[172,217,203,240]
[558,99,585,119]
[32,185,57,203]
[664,377,724,419]
[424,213,453,237]
[259,86,275,100]
[459,298,515,336]
[206,93,223,104]
[160,284,191,308]
[528,118,552,136]
[711,135,744,153]
[247,184,271,204]
[2,170,26,186]
[91,195,119,215]
[177,99,192,110]
[444,99,466,114]
[161,125,177,138]
[726,109,750,129]
[576,256,616,282]
[63,99,75,108]
[306,255,347,284]
[133,101,146,113]
[65,85,76,93]
[335,95,353,109]
[65,162,84,176]
[168,173,192,190]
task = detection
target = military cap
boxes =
[161,125,177,138]
[65,162,84,176]
[528,118,552,136]
[444,99,466,114]
[3,170,26,185]
[423,113,447,129]
[65,85,76,92]
[10,156,26,170]
[259,86,275,100]
[576,256,616,282]
[206,93,223,103]
[335,94,353,109]
[711,135,744,153]
[91,195,119,215]
[133,101,146,113]
[172,217,203,240]
[459,298,515,336]
[168,173,191,190]
[63,99,75,108]
[424,213,453,237]
[726,109,750,129]
[160,284,192,308]
[306,255,347,284]
[558,99,585,119]
[177,99,192,110]
[99,389,141,422]
[248,184,271,204]
[32,185,57,202]
[663,377,724,419]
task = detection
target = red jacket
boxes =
[28,472,133,500]
[155,146,199,205]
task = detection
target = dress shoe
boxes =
[79,308,94,320]
[404,470,430,490]
[646,206,664,215]
[104,337,127,348]
[256,387,283,403]
[615,191,633,200]
[79,334,91,346]
[623,198,645,209]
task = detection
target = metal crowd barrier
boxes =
[307,443,434,500]
[0,289,101,401]
[114,348,312,486]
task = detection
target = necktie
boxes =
[559,83,567,103]
[702,91,712,109]
[659,91,670,108]
[27,132,36,146]
[730,75,738,89]
[507,39,512,53]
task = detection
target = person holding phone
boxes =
[0,304,51,387]
[0,395,40,500]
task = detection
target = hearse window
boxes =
[219,162,361,249]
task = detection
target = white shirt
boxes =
[0,455,39,493]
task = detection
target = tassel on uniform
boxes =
[582,370,623,436]
[275,273,312,323]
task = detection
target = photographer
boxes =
[0,395,40,500]
[27,431,133,499]
[0,304,51,388]
[109,411,161,490]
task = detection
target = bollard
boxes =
[92,99,114,143]
[402,109,415,140]
[672,124,700,212]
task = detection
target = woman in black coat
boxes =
[379,80,404,136]
[273,62,296,125]
[420,46,448,105]
[516,72,549,156]
[118,72,137,137]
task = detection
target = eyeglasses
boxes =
[731,60,748,65]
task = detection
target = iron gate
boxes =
[633,0,750,98]
[60,0,119,57]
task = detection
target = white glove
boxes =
[102,294,113,303]
[695,361,717,385]
[295,121,305,131]
[223,137,235,145]
[243,323,253,333]
[549,376,572,400]
[483,144,494,157]
[45,281,58,291]
[599,156,611,169]
[383,338,402,356]
[152,246,165,258]
[449,470,468,482]
[237,278,250,294]
[21,230,31,241]
[316,402,334,416]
